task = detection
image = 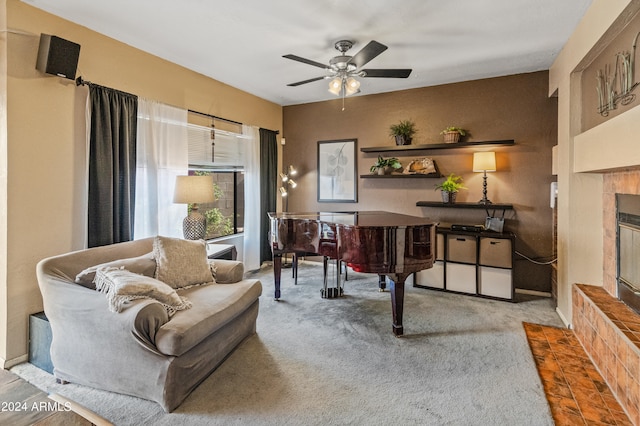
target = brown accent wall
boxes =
[283,71,557,293]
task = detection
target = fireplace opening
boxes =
[616,194,640,315]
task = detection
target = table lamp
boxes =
[472,152,496,204]
[173,175,215,239]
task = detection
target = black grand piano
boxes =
[268,211,436,336]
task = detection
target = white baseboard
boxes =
[1,353,28,369]
[515,288,552,298]
[555,307,573,329]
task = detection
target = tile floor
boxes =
[524,322,632,425]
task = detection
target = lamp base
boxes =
[478,173,492,205]
[183,210,206,240]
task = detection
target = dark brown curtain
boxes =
[87,84,138,248]
[259,128,278,263]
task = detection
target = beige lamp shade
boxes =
[472,152,497,172]
[173,175,215,204]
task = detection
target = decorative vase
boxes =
[443,131,460,144]
[377,167,386,175]
[395,135,412,146]
[441,191,457,204]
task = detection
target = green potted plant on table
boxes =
[370,156,402,175]
[389,120,417,146]
[440,126,467,143]
[435,173,466,203]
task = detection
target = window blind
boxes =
[187,124,246,168]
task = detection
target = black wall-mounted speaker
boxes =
[36,34,81,80]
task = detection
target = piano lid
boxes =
[267,211,435,228]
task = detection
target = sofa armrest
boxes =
[209,259,244,283]
[37,268,170,363]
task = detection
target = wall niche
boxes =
[581,9,640,132]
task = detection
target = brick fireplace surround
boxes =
[572,168,640,425]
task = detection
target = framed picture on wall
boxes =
[317,139,358,203]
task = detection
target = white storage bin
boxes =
[479,266,512,299]
[416,261,444,289]
[446,263,476,294]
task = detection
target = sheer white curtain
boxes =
[242,124,261,271]
[134,99,188,239]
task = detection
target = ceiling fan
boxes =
[283,40,412,97]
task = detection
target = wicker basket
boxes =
[443,131,461,143]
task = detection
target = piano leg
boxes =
[292,253,298,285]
[273,254,282,300]
[322,256,329,297]
[378,274,386,292]
[388,273,409,337]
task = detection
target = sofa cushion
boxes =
[153,236,214,289]
[75,252,156,289]
[154,279,262,356]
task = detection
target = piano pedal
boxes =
[321,287,344,299]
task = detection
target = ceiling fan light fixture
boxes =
[345,77,360,96]
[328,77,342,96]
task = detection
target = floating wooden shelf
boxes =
[416,201,514,210]
[361,140,515,153]
[360,173,443,179]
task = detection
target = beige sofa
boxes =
[36,237,262,412]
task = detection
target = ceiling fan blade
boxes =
[283,54,329,69]
[361,69,412,78]
[349,41,388,68]
[287,76,327,87]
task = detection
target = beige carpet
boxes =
[13,262,564,425]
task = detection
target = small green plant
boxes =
[435,173,466,193]
[440,126,466,136]
[389,120,417,138]
[204,208,233,237]
[370,155,402,173]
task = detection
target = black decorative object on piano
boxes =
[268,211,436,336]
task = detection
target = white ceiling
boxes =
[22,0,593,106]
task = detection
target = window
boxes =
[187,170,244,239]
[187,112,246,240]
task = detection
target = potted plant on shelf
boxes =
[370,156,402,175]
[389,120,417,146]
[440,126,467,143]
[435,173,466,203]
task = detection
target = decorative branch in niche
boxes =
[596,31,640,116]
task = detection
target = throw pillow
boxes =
[153,236,215,289]
[94,267,192,315]
[75,252,156,289]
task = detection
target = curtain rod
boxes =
[76,79,279,134]
[75,76,138,98]
[76,76,91,86]
[188,109,243,127]
[188,109,279,135]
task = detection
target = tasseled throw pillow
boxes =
[94,267,192,315]
[75,252,156,289]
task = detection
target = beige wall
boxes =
[283,71,557,294]
[1,0,9,365]
[1,0,282,367]
[549,0,639,326]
